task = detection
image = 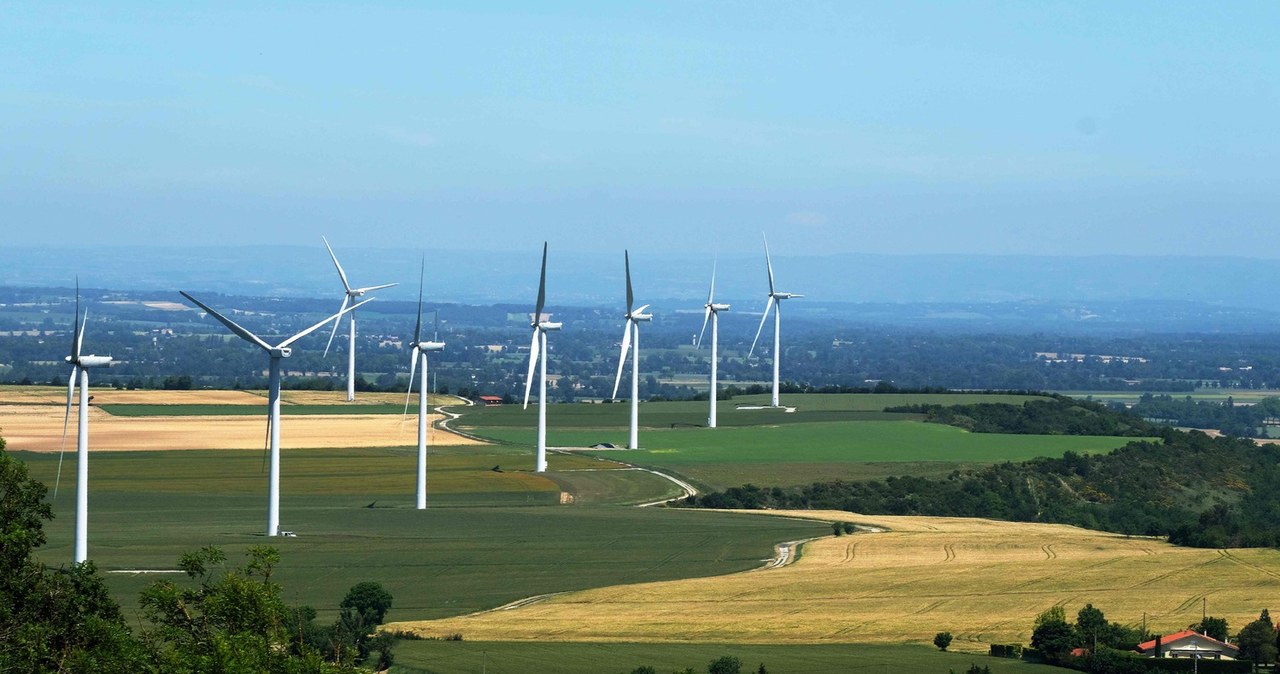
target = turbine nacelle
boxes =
[270,347,292,358]
[68,355,113,368]
[771,292,802,300]
[415,341,446,352]
[708,303,731,312]
[627,304,653,322]
[538,322,563,332]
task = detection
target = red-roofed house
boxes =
[1136,630,1239,660]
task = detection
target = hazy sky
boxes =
[2,2,1277,256]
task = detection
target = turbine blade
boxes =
[54,367,75,498]
[707,259,717,305]
[70,278,81,360]
[624,250,633,314]
[323,296,350,358]
[534,242,548,320]
[261,408,271,473]
[414,257,425,343]
[180,292,272,351]
[279,298,373,349]
[433,310,440,342]
[696,306,711,349]
[611,322,632,400]
[523,329,540,409]
[354,282,397,293]
[322,235,352,293]
[76,307,88,361]
[402,347,419,424]
[763,233,775,295]
[748,296,775,359]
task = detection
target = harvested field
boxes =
[0,385,460,408]
[1,404,481,451]
[0,386,266,406]
[390,511,1280,650]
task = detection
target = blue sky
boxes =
[2,2,1277,255]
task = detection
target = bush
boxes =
[988,643,1023,658]
[708,655,742,674]
[934,632,953,651]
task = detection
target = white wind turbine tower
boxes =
[402,260,445,509]
[180,291,368,537]
[57,280,112,564]
[696,261,730,428]
[523,243,561,473]
[610,251,652,449]
[748,235,803,408]
[321,236,397,402]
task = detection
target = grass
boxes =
[17,449,826,623]
[392,511,1280,650]
[479,421,1139,490]
[455,393,1049,430]
[389,641,1064,674]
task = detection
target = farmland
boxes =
[6,386,1211,671]
[391,511,1280,649]
[456,393,1140,489]
[0,386,479,451]
[390,641,1064,674]
[17,447,827,623]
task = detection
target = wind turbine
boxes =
[523,243,561,473]
[696,261,730,428]
[748,235,803,408]
[402,259,445,509]
[57,280,112,564]
[610,251,651,449]
[180,291,369,536]
[321,236,397,402]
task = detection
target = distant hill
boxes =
[7,246,1280,331]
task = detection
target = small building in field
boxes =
[479,395,503,406]
[1136,630,1239,660]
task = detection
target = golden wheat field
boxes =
[0,387,481,451]
[0,385,453,407]
[390,511,1280,650]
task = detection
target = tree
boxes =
[1031,606,1078,663]
[1236,610,1278,666]
[1075,604,1107,647]
[934,632,953,651]
[340,581,393,625]
[140,545,367,673]
[0,449,152,674]
[708,655,742,674]
[1190,616,1230,642]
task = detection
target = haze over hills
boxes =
[5,246,1280,332]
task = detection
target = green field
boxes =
[479,422,1138,490]
[17,448,824,622]
[99,403,406,416]
[389,641,1062,674]
[455,392,1049,430]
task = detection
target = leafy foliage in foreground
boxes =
[1,447,391,673]
[683,428,1280,548]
